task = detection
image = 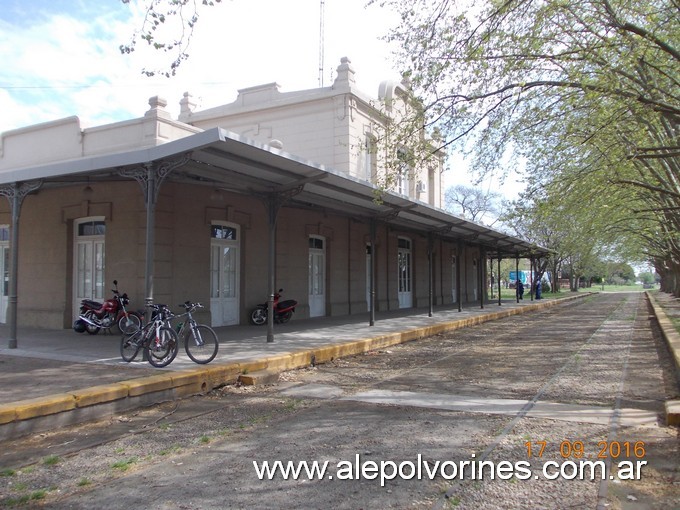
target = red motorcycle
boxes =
[73,280,142,335]
[249,289,297,325]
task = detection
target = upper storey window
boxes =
[396,147,410,197]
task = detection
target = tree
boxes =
[120,0,224,77]
[443,184,502,224]
[375,0,679,294]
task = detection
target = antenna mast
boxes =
[318,0,325,87]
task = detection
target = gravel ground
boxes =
[0,292,678,509]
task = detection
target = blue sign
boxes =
[509,271,527,284]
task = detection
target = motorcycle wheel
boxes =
[249,307,267,326]
[278,310,293,324]
[83,311,100,335]
[118,314,142,335]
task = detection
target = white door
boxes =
[398,237,412,308]
[0,226,9,323]
[210,223,240,326]
[73,218,106,319]
[451,255,457,303]
[308,236,325,317]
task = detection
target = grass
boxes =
[111,457,138,472]
[598,284,645,292]
[489,284,646,301]
[42,455,60,466]
[159,445,182,456]
[3,490,47,507]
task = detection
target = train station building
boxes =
[0,57,547,343]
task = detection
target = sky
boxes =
[0,0,518,197]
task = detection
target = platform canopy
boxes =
[2,127,549,259]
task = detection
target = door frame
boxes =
[0,226,9,323]
[308,235,326,317]
[397,236,412,308]
[210,221,241,327]
[73,217,106,320]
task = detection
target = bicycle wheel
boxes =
[185,324,219,364]
[118,313,142,335]
[145,326,179,368]
[120,329,143,362]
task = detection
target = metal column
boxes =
[480,249,485,309]
[369,219,376,326]
[0,181,41,348]
[530,255,535,301]
[516,256,520,303]
[497,257,502,306]
[456,241,462,312]
[266,194,278,342]
[122,157,187,308]
[428,232,433,317]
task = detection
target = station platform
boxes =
[0,293,645,440]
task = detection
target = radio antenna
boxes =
[318,0,325,87]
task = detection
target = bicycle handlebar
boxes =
[179,301,204,311]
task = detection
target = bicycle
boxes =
[120,304,179,368]
[169,301,219,364]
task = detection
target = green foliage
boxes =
[42,455,60,466]
[377,0,678,293]
[111,457,138,471]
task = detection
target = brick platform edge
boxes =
[646,291,680,427]
[0,294,590,441]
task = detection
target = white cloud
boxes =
[1,0,521,198]
[1,0,401,133]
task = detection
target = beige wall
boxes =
[1,180,479,329]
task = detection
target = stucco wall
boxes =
[2,180,479,329]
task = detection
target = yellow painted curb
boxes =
[0,404,17,425]
[119,373,175,397]
[170,369,213,394]
[73,383,129,408]
[14,394,76,421]
[238,370,280,386]
[666,400,680,427]
[646,292,680,371]
[203,363,242,387]
[262,351,312,371]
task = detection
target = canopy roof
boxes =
[3,127,549,259]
